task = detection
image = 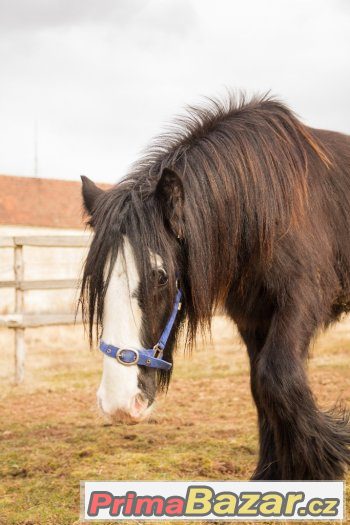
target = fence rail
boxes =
[0,279,80,290]
[0,235,90,248]
[0,313,81,328]
[0,235,90,382]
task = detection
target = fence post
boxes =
[14,244,25,383]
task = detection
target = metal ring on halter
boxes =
[116,348,139,366]
[153,344,163,358]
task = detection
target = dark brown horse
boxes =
[80,94,350,480]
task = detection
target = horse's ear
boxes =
[155,167,184,239]
[81,175,104,215]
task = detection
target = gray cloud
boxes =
[0,0,144,32]
[136,0,197,37]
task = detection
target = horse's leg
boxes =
[256,300,350,480]
[239,328,281,479]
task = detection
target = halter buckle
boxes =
[153,344,163,359]
[116,348,139,366]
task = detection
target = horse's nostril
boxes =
[131,393,149,418]
[136,393,148,408]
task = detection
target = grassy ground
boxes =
[0,317,349,525]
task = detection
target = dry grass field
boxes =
[0,316,349,525]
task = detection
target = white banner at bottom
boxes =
[81,481,345,521]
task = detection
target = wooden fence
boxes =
[0,235,90,383]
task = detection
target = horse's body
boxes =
[81,95,350,480]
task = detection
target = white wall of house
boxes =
[0,225,85,235]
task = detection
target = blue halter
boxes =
[99,287,182,371]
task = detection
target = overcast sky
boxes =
[0,0,349,184]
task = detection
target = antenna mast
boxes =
[34,120,38,177]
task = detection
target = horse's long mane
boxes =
[81,93,332,349]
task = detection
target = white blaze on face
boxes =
[97,237,151,422]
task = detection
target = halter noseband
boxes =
[99,287,182,371]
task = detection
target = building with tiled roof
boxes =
[0,175,111,316]
[0,174,110,232]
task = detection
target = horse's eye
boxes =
[156,268,168,287]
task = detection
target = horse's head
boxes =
[80,170,185,424]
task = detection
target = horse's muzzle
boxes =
[97,393,151,424]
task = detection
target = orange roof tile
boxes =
[0,175,111,229]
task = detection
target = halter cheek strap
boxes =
[99,288,182,371]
